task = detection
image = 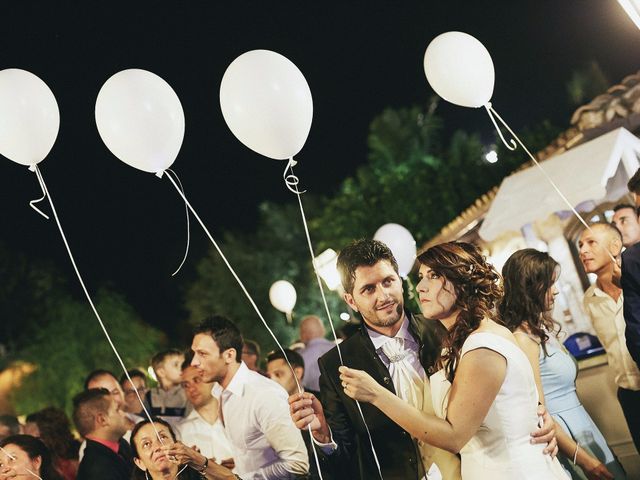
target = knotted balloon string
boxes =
[165,168,190,277]
[284,158,384,479]
[484,103,516,151]
[28,165,50,220]
[28,164,166,446]
[283,157,306,194]
[0,445,43,479]
[483,103,619,265]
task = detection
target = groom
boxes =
[289,239,557,479]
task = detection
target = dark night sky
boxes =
[1,1,639,337]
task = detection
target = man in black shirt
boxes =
[73,388,133,480]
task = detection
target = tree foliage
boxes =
[11,289,164,416]
[311,102,561,251]
[185,200,343,356]
[566,61,610,107]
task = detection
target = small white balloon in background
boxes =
[0,69,60,166]
[269,280,297,315]
[220,49,313,160]
[95,69,185,174]
[374,223,417,278]
[424,31,495,108]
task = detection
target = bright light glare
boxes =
[485,150,498,163]
[339,312,350,321]
[618,0,640,30]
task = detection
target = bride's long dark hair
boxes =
[417,242,503,382]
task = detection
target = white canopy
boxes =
[479,127,640,242]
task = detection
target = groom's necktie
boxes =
[381,336,425,410]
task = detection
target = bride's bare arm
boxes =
[339,347,506,453]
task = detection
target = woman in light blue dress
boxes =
[500,248,626,480]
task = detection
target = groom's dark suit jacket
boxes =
[317,311,446,480]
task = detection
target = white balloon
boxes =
[374,223,417,278]
[220,50,313,160]
[269,280,297,314]
[0,69,59,166]
[424,32,495,108]
[95,69,185,174]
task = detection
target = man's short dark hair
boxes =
[83,370,118,390]
[194,315,243,363]
[181,350,194,371]
[628,168,640,195]
[72,388,111,437]
[120,369,147,385]
[337,239,399,293]
[151,349,183,371]
[266,348,305,371]
[613,203,636,213]
[0,415,21,437]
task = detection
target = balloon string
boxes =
[484,104,516,151]
[285,158,384,479]
[483,103,618,265]
[27,165,50,220]
[166,168,190,277]
[161,171,306,379]
[283,157,307,194]
[162,169,322,478]
[29,165,166,446]
[0,445,43,480]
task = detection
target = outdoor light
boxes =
[485,150,498,164]
[314,248,342,291]
[618,0,640,30]
[340,312,350,321]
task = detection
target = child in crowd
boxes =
[146,349,188,425]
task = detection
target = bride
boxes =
[340,242,569,479]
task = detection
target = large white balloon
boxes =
[0,69,60,166]
[424,32,495,108]
[95,69,185,174]
[374,223,417,278]
[269,280,297,314]
[220,50,313,160]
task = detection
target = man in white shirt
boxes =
[579,222,640,450]
[191,315,309,480]
[177,363,234,470]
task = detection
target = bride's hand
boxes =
[339,366,384,403]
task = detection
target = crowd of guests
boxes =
[3,177,640,480]
[0,314,336,480]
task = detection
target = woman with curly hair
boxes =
[0,434,64,480]
[25,408,80,480]
[500,249,624,480]
[339,242,569,479]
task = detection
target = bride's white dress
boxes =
[430,332,569,479]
